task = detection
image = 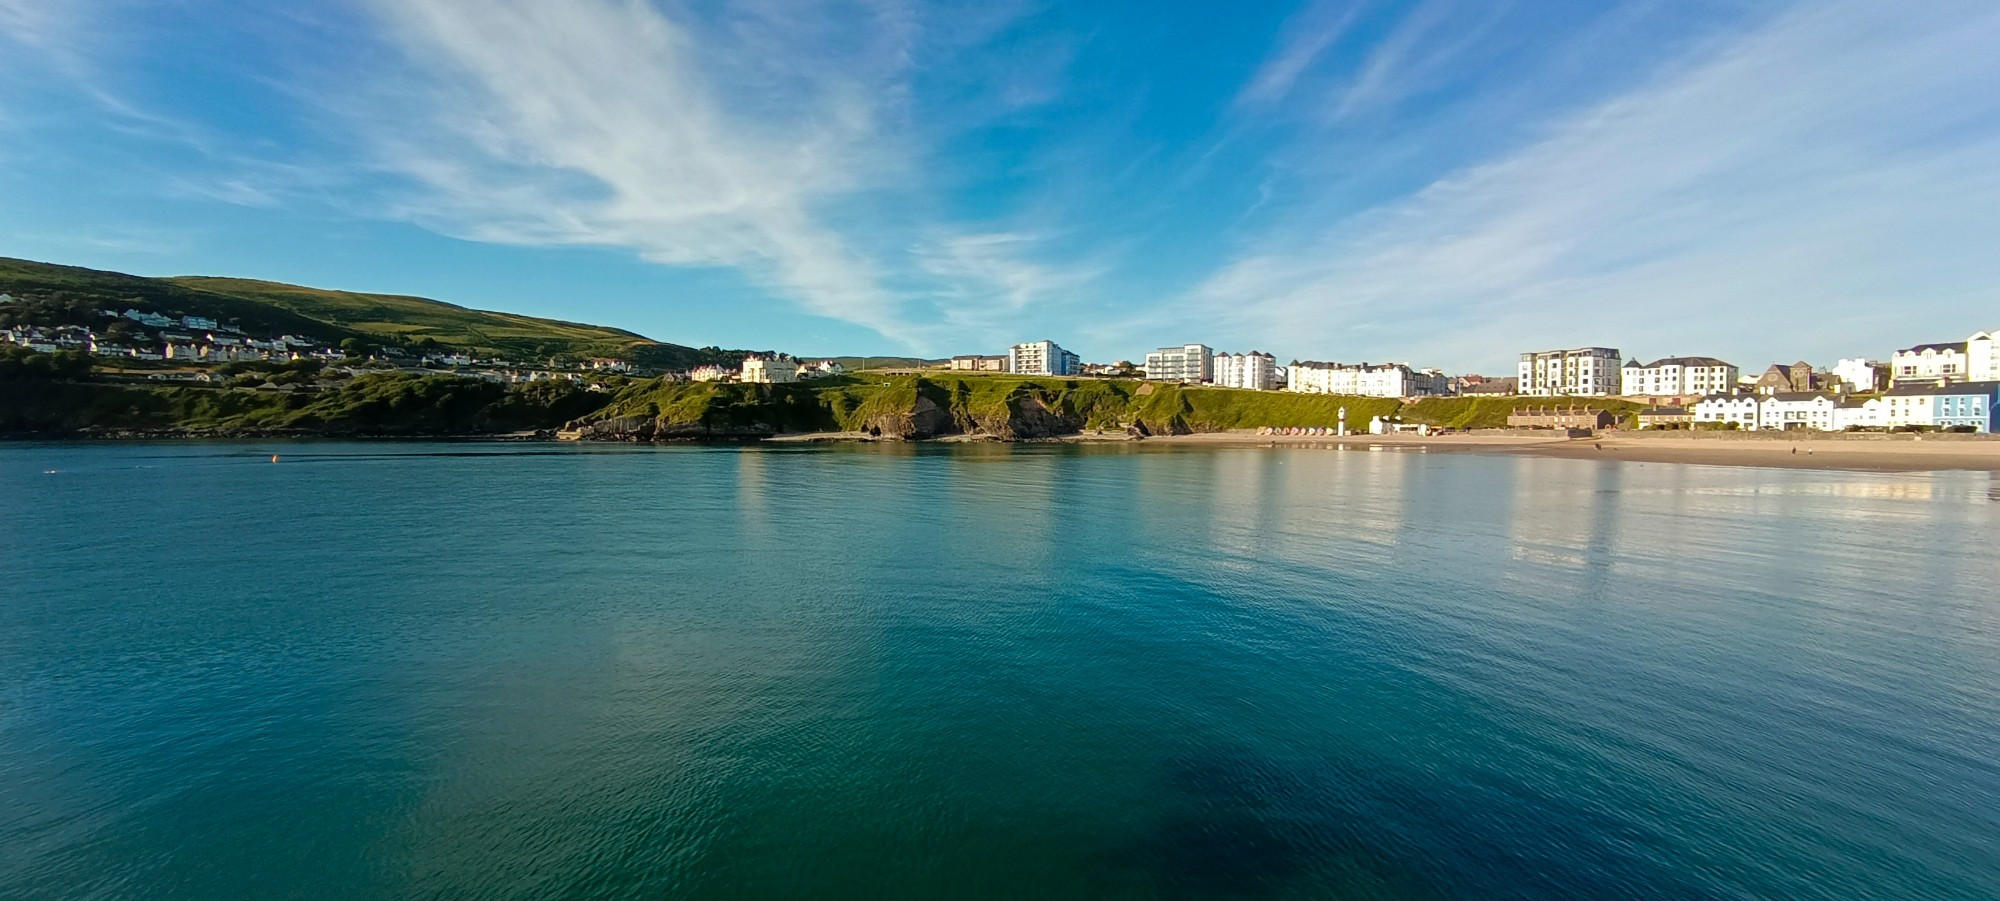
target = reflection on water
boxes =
[3,442,1999,900]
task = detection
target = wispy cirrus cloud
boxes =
[1326,0,1511,122]
[1237,0,1366,108]
[909,231,1105,342]
[1180,0,2000,370]
[355,0,915,340]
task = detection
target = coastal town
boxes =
[920,333,1999,435]
[3,288,1995,434]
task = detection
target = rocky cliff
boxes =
[564,375,1406,442]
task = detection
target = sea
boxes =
[3,441,1997,900]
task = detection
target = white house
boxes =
[1211,351,1277,390]
[740,355,796,384]
[1693,394,1761,429]
[1143,343,1213,383]
[690,364,730,382]
[1620,356,1738,398]
[1833,397,1887,431]
[1009,340,1079,376]
[1519,347,1622,396]
[796,360,845,379]
[181,316,218,331]
[1757,393,1838,431]
[1288,361,1445,398]
[1891,340,1971,384]
[1832,358,1890,393]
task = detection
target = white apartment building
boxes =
[1211,351,1277,390]
[1287,361,1445,398]
[1891,340,1970,384]
[1693,394,1760,429]
[948,355,1008,372]
[740,355,796,384]
[1143,344,1213,382]
[1009,340,1080,376]
[1832,358,1889,393]
[1758,393,1838,431]
[1519,347,1622,396]
[1619,356,1738,398]
[1972,332,2000,382]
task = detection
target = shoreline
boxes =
[1118,431,2000,473]
[10,428,2000,473]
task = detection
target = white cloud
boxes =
[355,0,920,343]
[908,231,1105,343]
[1184,0,2000,371]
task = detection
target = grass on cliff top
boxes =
[1129,384,1402,431]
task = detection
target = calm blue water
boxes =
[3,441,1998,899]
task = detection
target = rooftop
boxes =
[1884,381,2000,397]
[1899,342,1970,354]
[1632,356,1733,368]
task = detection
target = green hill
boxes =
[0,257,709,368]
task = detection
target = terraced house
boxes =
[1210,351,1277,391]
[1882,382,1999,432]
[1288,361,1446,398]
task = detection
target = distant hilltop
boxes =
[0,256,726,370]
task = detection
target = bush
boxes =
[0,347,93,381]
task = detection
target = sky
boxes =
[1,0,1997,371]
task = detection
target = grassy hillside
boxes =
[168,275,693,366]
[0,257,365,341]
[0,257,712,368]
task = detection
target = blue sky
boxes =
[2,0,1997,370]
